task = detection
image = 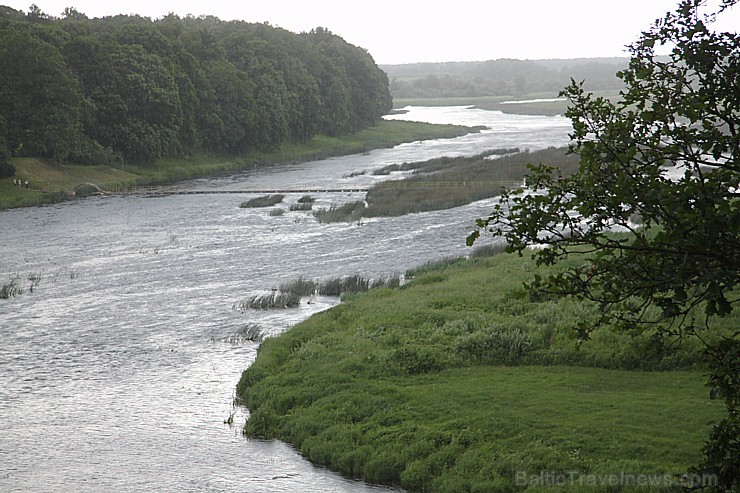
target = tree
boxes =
[467,0,738,488]
[0,115,14,178]
[0,28,85,162]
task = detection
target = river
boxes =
[0,106,572,492]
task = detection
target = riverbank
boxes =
[0,120,477,210]
[237,250,734,492]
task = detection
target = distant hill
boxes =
[381,58,629,99]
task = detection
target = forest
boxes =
[0,5,392,169]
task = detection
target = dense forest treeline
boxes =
[0,5,392,168]
[383,58,628,98]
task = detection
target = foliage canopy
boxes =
[469,0,739,487]
[0,7,392,164]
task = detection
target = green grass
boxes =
[0,120,475,209]
[237,251,735,492]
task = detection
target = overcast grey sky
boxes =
[4,0,738,64]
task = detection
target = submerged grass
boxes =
[237,251,736,492]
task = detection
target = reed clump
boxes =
[313,201,366,223]
[317,274,401,297]
[234,291,301,310]
[278,274,401,299]
[279,277,317,296]
[0,278,22,299]
[240,194,285,208]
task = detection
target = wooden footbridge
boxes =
[103,181,523,197]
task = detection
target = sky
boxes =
[3,0,739,64]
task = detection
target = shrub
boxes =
[391,346,445,374]
[455,325,534,365]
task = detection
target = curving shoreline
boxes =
[235,250,731,492]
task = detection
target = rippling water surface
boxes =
[0,107,571,492]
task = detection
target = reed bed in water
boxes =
[279,274,402,298]
[234,291,301,310]
[315,147,579,223]
[239,194,285,208]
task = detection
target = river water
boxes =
[0,106,571,492]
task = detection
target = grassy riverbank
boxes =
[237,250,734,492]
[0,120,475,210]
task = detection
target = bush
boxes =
[455,325,534,365]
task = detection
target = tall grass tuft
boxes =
[0,278,22,299]
[313,201,366,223]
[234,291,301,310]
[468,241,508,259]
[316,274,400,297]
[289,202,313,211]
[227,324,265,343]
[279,277,317,296]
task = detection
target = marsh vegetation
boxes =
[314,147,579,222]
